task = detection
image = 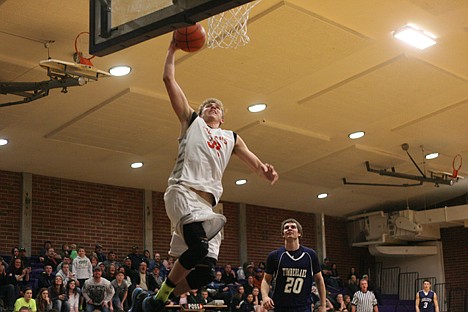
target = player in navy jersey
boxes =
[261,218,327,312]
[415,280,439,312]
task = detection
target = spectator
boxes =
[150,267,163,291]
[221,264,239,286]
[131,262,156,292]
[66,280,80,312]
[89,257,99,270]
[82,267,114,312]
[56,256,72,273]
[0,261,17,312]
[121,257,135,282]
[347,268,359,281]
[111,272,128,312]
[206,271,231,303]
[18,248,31,269]
[351,279,378,312]
[8,258,30,294]
[187,289,203,304]
[148,253,167,279]
[348,275,359,297]
[118,267,132,289]
[252,269,263,290]
[321,258,332,280]
[56,263,74,286]
[72,248,92,289]
[38,265,56,292]
[103,252,118,269]
[127,247,144,271]
[36,288,53,312]
[335,293,348,312]
[344,295,352,312]
[244,263,255,279]
[14,287,36,312]
[200,289,212,305]
[94,245,106,263]
[43,248,61,271]
[251,287,266,312]
[142,250,151,268]
[239,293,255,312]
[48,276,69,312]
[331,263,343,287]
[39,242,52,263]
[60,245,70,260]
[244,276,254,295]
[9,247,20,267]
[69,245,77,261]
[103,263,117,281]
[231,285,246,312]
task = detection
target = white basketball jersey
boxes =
[168,115,236,205]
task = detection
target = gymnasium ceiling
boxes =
[1,0,468,217]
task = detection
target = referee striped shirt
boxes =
[351,290,378,312]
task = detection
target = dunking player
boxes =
[415,280,439,312]
[130,38,279,312]
[261,218,327,312]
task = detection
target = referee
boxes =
[351,279,379,312]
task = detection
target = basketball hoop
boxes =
[207,1,261,49]
[452,154,462,178]
[73,32,95,66]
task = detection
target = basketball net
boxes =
[207,1,261,49]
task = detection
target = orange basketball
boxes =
[174,23,206,52]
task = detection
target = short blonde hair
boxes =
[198,98,225,118]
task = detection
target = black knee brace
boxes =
[186,257,217,289]
[179,222,209,270]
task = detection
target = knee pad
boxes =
[186,257,216,289]
[179,222,209,269]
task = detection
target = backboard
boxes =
[90,0,256,56]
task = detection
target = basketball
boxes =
[174,23,206,52]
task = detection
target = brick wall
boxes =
[31,174,144,260]
[441,226,468,311]
[0,170,22,253]
[325,215,374,283]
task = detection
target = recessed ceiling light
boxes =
[248,103,267,113]
[130,162,144,169]
[393,24,436,50]
[317,193,328,199]
[425,152,439,160]
[0,138,8,146]
[109,65,132,76]
[348,131,365,139]
[235,179,247,185]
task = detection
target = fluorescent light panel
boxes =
[393,24,436,49]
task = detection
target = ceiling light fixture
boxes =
[109,65,132,76]
[348,131,365,139]
[235,179,247,185]
[248,103,267,113]
[317,193,328,199]
[425,152,439,160]
[0,138,8,146]
[130,162,143,169]
[393,24,436,50]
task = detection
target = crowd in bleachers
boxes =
[0,242,377,312]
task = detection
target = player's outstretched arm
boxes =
[163,40,194,129]
[261,273,274,310]
[233,135,279,184]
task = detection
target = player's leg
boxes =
[173,257,217,296]
[144,221,209,311]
